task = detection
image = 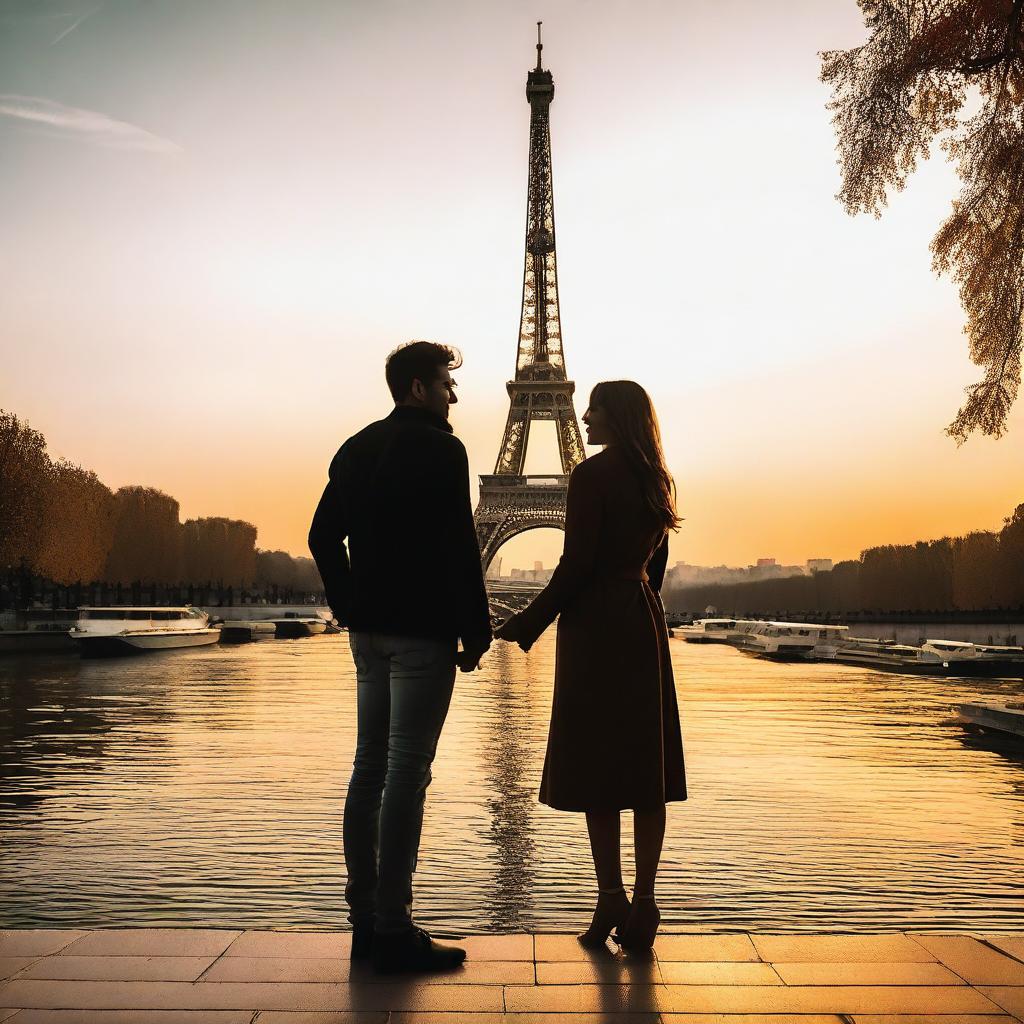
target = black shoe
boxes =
[350,925,373,960]
[371,926,466,974]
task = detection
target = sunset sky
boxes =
[2,0,1022,572]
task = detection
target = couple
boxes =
[309,341,686,974]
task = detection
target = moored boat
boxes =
[268,616,328,638]
[831,637,942,675]
[219,620,278,643]
[920,639,1024,679]
[0,609,79,653]
[730,620,849,661]
[674,618,738,643]
[71,607,221,658]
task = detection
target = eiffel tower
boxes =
[474,24,586,574]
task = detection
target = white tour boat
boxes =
[728,621,851,660]
[919,639,1024,678]
[730,621,849,661]
[674,618,738,643]
[71,607,221,657]
[831,637,942,675]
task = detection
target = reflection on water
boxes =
[1,634,1023,932]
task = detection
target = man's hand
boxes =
[457,641,490,673]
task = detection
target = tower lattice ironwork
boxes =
[474,24,586,573]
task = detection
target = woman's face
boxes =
[582,402,614,446]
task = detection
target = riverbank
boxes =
[1,927,1024,1019]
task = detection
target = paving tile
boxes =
[983,935,1024,963]
[508,983,1002,1014]
[10,1012,254,1023]
[751,935,935,964]
[0,933,86,958]
[17,956,215,982]
[206,956,348,983]
[658,961,783,985]
[59,930,240,958]
[204,956,531,985]
[504,985,665,1013]
[0,959,38,980]
[0,979,504,1012]
[772,961,964,986]
[536,959,662,984]
[661,1017,845,1023]
[909,934,1024,985]
[978,987,1024,1018]
[851,1016,1014,1023]
[389,1015,661,1024]
[658,985,1001,1014]
[655,935,760,962]
[0,1011,19,1023]
[458,934,534,961]
[253,1014,390,1023]
[223,931,351,959]
[533,933,617,961]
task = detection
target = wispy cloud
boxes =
[0,95,181,154]
[50,5,102,45]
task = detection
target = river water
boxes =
[2,632,1023,934]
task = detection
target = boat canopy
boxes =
[78,607,205,621]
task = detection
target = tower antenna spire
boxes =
[535,21,543,71]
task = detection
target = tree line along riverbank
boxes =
[664,502,1024,619]
[0,411,321,595]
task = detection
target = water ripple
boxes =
[1,634,1023,932]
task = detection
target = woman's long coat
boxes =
[509,447,687,812]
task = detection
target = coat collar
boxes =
[388,405,454,434]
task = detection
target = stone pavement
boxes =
[2,929,1024,1022]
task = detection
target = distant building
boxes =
[665,557,810,589]
[508,564,554,584]
[806,558,833,574]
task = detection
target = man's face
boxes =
[418,366,458,420]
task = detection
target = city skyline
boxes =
[2,0,1022,571]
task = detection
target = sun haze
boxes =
[1,0,1020,573]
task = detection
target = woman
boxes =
[495,380,686,951]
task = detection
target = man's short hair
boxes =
[385,340,463,403]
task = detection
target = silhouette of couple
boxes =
[309,341,686,974]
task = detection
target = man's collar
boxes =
[388,404,454,434]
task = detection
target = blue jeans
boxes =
[344,631,457,933]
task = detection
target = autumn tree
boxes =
[183,517,257,585]
[104,487,183,584]
[34,461,115,584]
[0,412,51,569]
[999,502,1024,606]
[952,530,1004,608]
[822,0,1024,440]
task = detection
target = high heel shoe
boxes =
[578,886,631,948]
[617,894,660,951]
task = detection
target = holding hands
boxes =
[495,615,532,652]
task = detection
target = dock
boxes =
[3,928,1024,1020]
[960,702,1024,739]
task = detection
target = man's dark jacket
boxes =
[308,406,492,649]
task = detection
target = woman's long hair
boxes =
[590,380,682,532]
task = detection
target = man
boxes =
[309,341,492,974]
